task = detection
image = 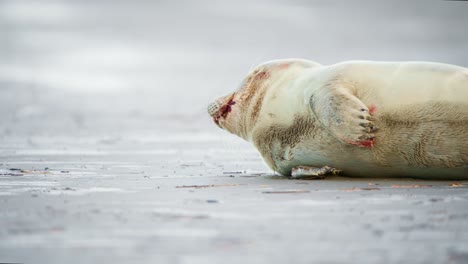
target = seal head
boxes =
[208,58,320,140]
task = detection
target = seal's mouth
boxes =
[208,95,236,127]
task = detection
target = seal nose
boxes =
[207,101,222,117]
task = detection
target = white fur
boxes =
[251,60,468,179]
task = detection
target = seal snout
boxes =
[207,101,222,117]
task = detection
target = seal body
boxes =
[208,59,468,179]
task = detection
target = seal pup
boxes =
[208,59,468,179]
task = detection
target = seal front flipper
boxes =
[309,85,378,147]
[290,165,341,179]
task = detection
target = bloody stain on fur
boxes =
[214,99,236,125]
[256,71,270,80]
[345,139,375,148]
[369,104,377,114]
[278,63,290,69]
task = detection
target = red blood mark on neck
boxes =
[278,63,290,69]
[368,104,376,114]
[255,71,270,80]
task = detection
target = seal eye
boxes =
[220,99,236,118]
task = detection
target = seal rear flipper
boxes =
[309,85,378,147]
[290,165,341,179]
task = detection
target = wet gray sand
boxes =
[1,132,467,264]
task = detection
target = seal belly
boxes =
[273,101,468,179]
[372,102,468,168]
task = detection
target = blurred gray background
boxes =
[1,1,468,264]
[1,0,468,136]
